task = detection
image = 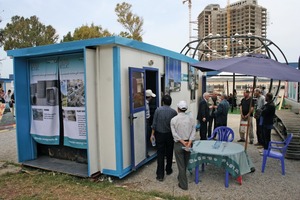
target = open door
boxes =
[128,67,147,170]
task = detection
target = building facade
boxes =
[197,0,267,60]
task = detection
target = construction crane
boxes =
[182,0,192,43]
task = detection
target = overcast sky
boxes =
[0,0,299,78]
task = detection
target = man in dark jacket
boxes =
[214,94,230,127]
[261,92,276,154]
[197,92,210,140]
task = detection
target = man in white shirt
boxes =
[171,100,195,190]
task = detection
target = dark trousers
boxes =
[208,116,216,138]
[174,142,190,190]
[256,118,263,145]
[155,131,174,178]
[146,119,152,149]
[200,121,208,140]
[262,127,271,150]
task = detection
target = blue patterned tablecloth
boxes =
[188,140,254,178]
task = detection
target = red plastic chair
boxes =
[261,133,293,175]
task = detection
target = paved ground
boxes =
[117,114,300,199]
[1,114,299,199]
[0,127,17,163]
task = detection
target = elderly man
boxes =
[197,92,210,140]
[171,100,195,190]
[214,94,230,127]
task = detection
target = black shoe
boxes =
[166,169,173,175]
[156,177,164,182]
[237,139,245,142]
[250,167,255,173]
[178,183,188,190]
[249,141,253,144]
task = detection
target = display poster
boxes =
[188,65,199,100]
[59,54,87,149]
[30,58,60,145]
[165,57,181,93]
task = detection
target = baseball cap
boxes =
[146,89,156,97]
[177,100,188,110]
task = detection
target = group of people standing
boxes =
[238,88,275,155]
[0,89,15,115]
[148,88,275,190]
[149,90,230,190]
[197,92,230,140]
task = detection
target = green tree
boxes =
[0,15,58,50]
[115,2,143,41]
[61,24,112,42]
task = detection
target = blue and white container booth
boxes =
[7,36,199,178]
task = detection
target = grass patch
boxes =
[0,167,191,200]
[228,107,240,114]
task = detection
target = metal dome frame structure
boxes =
[180,34,289,97]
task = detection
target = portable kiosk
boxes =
[7,36,199,178]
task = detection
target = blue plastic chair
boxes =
[261,133,293,175]
[208,126,235,142]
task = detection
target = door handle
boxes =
[128,115,137,125]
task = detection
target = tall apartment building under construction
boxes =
[197,0,267,60]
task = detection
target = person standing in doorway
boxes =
[260,93,276,155]
[254,88,265,147]
[171,100,195,190]
[238,90,254,144]
[146,89,156,149]
[151,94,177,181]
[197,92,210,140]
[214,94,230,127]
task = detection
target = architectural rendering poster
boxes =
[188,65,198,100]
[29,58,60,145]
[59,55,87,149]
[165,57,181,93]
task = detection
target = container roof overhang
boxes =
[7,36,198,64]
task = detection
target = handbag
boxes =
[239,119,248,134]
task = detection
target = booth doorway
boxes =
[128,67,158,170]
[145,68,159,158]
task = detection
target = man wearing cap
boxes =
[146,89,156,149]
[171,100,195,190]
[151,95,177,181]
